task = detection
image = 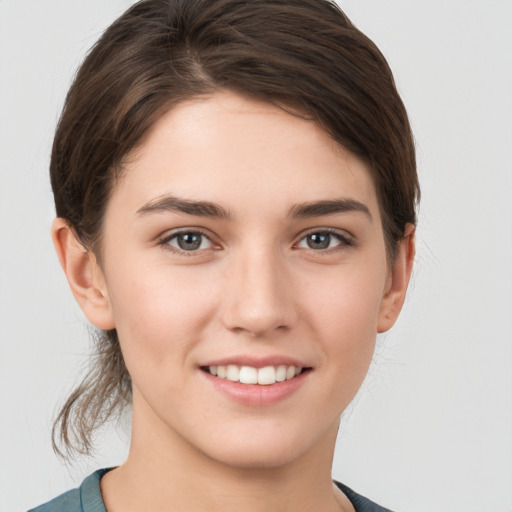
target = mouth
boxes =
[200,364,311,386]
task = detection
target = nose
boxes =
[220,246,298,338]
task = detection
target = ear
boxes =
[51,218,115,330]
[377,224,416,333]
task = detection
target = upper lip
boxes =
[200,355,310,368]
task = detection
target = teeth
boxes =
[226,365,240,382]
[276,365,287,382]
[208,364,303,385]
[239,366,258,384]
[257,366,275,385]
[286,366,296,380]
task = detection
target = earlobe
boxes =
[51,218,115,330]
[377,224,416,333]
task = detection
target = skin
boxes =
[53,91,415,512]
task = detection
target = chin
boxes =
[205,442,305,471]
[192,420,337,472]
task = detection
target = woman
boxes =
[30,0,418,510]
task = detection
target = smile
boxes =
[203,365,307,385]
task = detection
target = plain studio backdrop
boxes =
[1,1,511,511]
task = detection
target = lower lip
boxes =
[200,369,310,406]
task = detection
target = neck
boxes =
[101,391,352,512]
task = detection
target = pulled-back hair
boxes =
[51,0,419,457]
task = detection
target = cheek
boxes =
[105,262,219,365]
[305,262,386,337]
[302,262,386,385]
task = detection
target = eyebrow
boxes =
[288,199,372,221]
[137,195,232,220]
[137,195,371,221]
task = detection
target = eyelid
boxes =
[158,228,219,256]
[294,227,355,251]
[156,226,355,256]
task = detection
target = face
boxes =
[85,92,405,470]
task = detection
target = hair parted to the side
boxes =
[51,0,419,458]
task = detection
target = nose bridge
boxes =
[221,241,296,337]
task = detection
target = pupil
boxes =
[308,233,330,249]
[178,233,201,250]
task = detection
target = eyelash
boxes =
[158,229,216,256]
[158,228,355,256]
[294,228,355,253]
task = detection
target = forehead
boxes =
[111,91,380,221]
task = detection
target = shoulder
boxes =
[28,469,110,512]
[335,481,396,512]
[28,487,82,512]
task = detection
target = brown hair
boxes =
[51,0,419,457]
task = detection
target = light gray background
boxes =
[1,1,511,511]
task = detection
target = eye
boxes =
[296,230,352,251]
[161,230,213,253]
